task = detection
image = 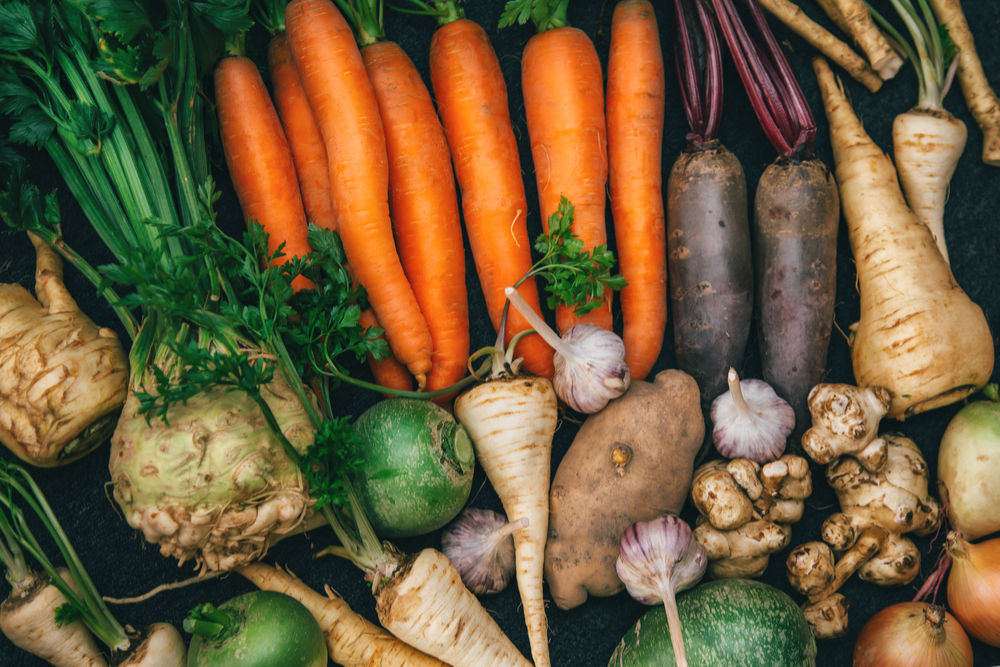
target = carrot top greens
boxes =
[499,0,569,32]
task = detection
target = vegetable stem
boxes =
[504,287,569,356]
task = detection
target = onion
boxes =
[853,602,972,667]
[946,531,1000,647]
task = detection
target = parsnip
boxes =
[0,233,128,467]
[813,56,993,419]
[831,0,903,78]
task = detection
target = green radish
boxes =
[185,591,327,667]
[608,579,816,667]
[350,398,475,538]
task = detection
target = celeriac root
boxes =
[239,562,446,666]
[927,0,1000,165]
[757,0,882,93]
[0,233,128,467]
[813,56,994,418]
[454,376,557,667]
[0,568,107,667]
[376,548,532,667]
[832,0,903,79]
[117,623,185,667]
[893,108,968,265]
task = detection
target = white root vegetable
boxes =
[927,0,1000,165]
[832,0,903,78]
[0,568,106,667]
[813,56,994,419]
[0,233,128,467]
[118,623,186,667]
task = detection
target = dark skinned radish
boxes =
[711,0,840,445]
[668,0,753,458]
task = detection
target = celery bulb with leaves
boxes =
[0,164,128,467]
[0,0,339,573]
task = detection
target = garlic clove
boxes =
[553,324,631,414]
[711,368,795,463]
[441,508,526,595]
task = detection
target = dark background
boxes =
[3,0,1000,665]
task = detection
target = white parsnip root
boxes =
[813,56,994,419]
[757,0,883,93]
[832,0,903,79]
[117,623,185,667]
[928,0,1000,165]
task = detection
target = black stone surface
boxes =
[2,1,1000,665]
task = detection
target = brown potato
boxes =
[543,369,704,609]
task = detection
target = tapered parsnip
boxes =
[813,0,908,59]
[119,624,185,667]
[239,563,445,666]
[454,374,557,667]
[1,568,106,667]
[813,56,994,419]
[832,0,902,79]
[757,0,883,92]
[376,549,533,667]
[928,0,1000,165]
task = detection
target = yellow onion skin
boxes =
[853,602,972,667]
[946,532,1000,647]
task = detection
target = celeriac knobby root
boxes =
[0,568,107,667]
[238,562,446,666]
[813,56,994,419]
[893,108,968,265]
[117,623,185,667]
[455,375,556,667]
[0,233,128,467]
[927,0,1000,165]
[376,549,532,667]
[831,0,903,79]
[757,0,883,93]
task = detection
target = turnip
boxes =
[0,461,186,666]
[870,0,965,265]
[813,56,993,419]
[937,385,1000,539]
[185,591,327,667]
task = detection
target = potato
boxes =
[543,369,704,610]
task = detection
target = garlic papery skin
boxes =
[711,368,795,463]
[504,287,630,413]
[441,508,527,595]
[616,515,707,667]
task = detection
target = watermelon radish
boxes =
[608,579,816,666]
[350,399,475,538]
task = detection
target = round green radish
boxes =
[351,399,475,538]
[185,590,326,667]
[608,579,816,666]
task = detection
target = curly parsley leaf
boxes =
[54,602,85,628]
[300,417,365,510]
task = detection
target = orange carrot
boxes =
[215,56,313,291]
[285,0,433,388]
[606,0,667,381]
[429,17,555,379]
[362,41,468,399]
[359,307,414,395]
[520,22,611,334]
[268,33,337,234]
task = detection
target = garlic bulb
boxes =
[441,508,526,595]
[616,515,707,667]
[711,368,795,463]
[504,287,630,413]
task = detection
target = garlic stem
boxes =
[498,517,530,540]
[661,585,690,667]
[503,286,570,355]
[728,367,751,417]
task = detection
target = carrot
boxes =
[1,568,106,667]
[428,12,555,379]
[268,33,337,234]
[359,307,414,395]
[454,367,558,667]
[606,0,667,382]
[238,562,445,666]
[284,0,433,388]
[515,6,612,334]
[813,56,994,419]
[335,2,469,399]
[215,56,313,292]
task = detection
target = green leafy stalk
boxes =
[333,0,384,46]
[0,462,130,651]
[499,0,568,32]
[394,0,464,25]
